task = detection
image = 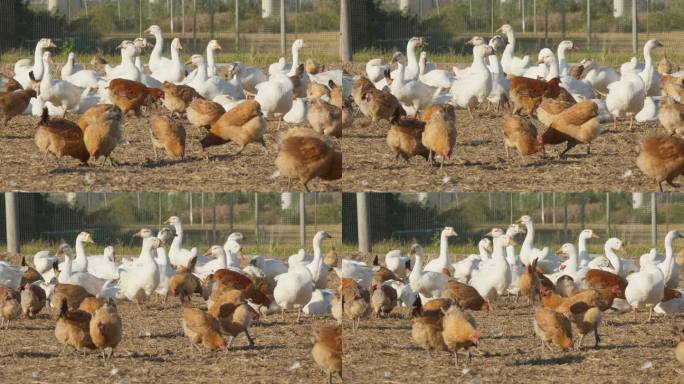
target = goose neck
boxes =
[40,58,52,85]
[74,238,87,266]
[410,254,423,279]
[292,46,301,68]
[522,223,535,250]
[152,32,163,55]
[472,50,488,69]
[61,253,73,277]
[206,48,216,76]
[604,244,622,275]
[488,54,501,73]
[406,42,419,70]
[664,233,675,261]
[439,233,450,264]
[418,57,426,75]
[547,56,560,78]
[492,238,507,262]
[33,46,45,79]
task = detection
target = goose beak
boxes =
[144,28,151,33]
[48,42,57,48]
[177,43,184,50]
[204,249,212,256]
[591,233,600,239]
[495,27,502,33]
[216,43,223,50]
[185,58,193,66]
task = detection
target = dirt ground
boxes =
[341,109,666,193]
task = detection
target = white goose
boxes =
[389,52,436,114]
[504,224,525,295]
[185,40,222,83]
[248,255,288,288]
[652,230,683,289]
[606,71,646,130]
[408,244,448,299]
[165,216,201,268]
[305,231,332,290]
[384,249,411,279]
[587,237,628,277]
[424,227,458,274]
[38,52,84,116]
[469,233,513,305]
[104,42,142,82]
[40,232,94,282]
[56,244,107,296]
[625,258,664,321]
[303,289,334,315]
[486,36,510,110]
[497,24,531,76]
[254,72,294,124]
[14,38,56,90]
[118,237,161,305]
[637,39,663,97]
[194,245,234,280]
[333,258,374,289]
[151,38,185,84]
[223,232,244,269]
[288,249,312,268]
[61,52,99,89]
[576,229,600,268]
[516,215,560,272]
[234,62,269,95]
[450,44,495,115]
[452,237,491,284]
[418,52,451,92]
[556,40,577,77]
[549,243,588,284]
[273,234,323,322]
[186,54,239,100]
[86,246,119,280]
[580,58,620,95]
[269,39,305,76]
[283,98,308,124]
[33,249,57,276]
[366,58,390,84]
[154,227,176,302]
[375,37,429,89]
[145,25,172,73]
[537,48,594,101]
[635,96,659,123]
[452,36,486,78]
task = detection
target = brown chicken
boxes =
[51,283,94,313]
[305,58,324,75]
[77,104,117,131]
[89,299,122,361]
[275,127,342,191]
[442,305,480,367]
[108,78,164,116]
[212,269,253,291]
[637,135,684,191]
[509,76,573,116]
[554,275,578,297]
[421,298,454,317]
[20,283,46,319]
[442,281,489,312]
[161,81,201,116]
[78,297,105,315]
[208,289,254,347]
[371,255,397,285]
[54,299,95,353]
[364,88,406,123]
[502,115,544,159]
[387,117,430,163]
[201,100,266,157]
[169,257,204,303]
[658,97,684,136]
[324,247,339,268]
[35,108,90,166]
[541,100,600,158]
[421,105,456,169]
[308,82,330,99]
[1,288,21,329]
[518,258,541,304]
[533,307,573,352]
[0,89,36,125]
[0,74,22,93]
[187,99,225,133]
[663,287,682,302]
[20,256,43,286]
[328,81,352,130]
[308,97,342,137]
[540,288,604,349]
[412,312,446,356]
[585,270,627,299]
[289,64,307,98]
[370,283,398,318]
[338,278,370,330]
[312,325,342,384]
[83,105,124,165]
[182,307,226,351]
[150,114,186,159]
[351,77,375,118]
[537,97,575,127]
[676,327,684,365]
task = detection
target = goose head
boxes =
[41,51,53,66]
[185,54,204,67]
[408,37,424,48]
[488,35,505,51]
[208,40,222,51]
[644,39,663,53]
[516,215,533,226]
[479,238,493,253]
[133,37,150,50]
[580,229,599,239]
[67,52,76,62]
[558,40,576,52]
[115,40,132,50]
[605,237,623,252]
[204,245,225,258]
[292,39,305,51]
[144,25,162,35]
[486,228,505,238]
[57,243,74,258]
[391,52,407,65]
[227,232,244,242]
[442,227,458,238]
[409,243,423,258]
[665,230,684,243]
[133,228,154,239]
[38,38,57,49]
[556,243,576,258]
[144,237,163,249]
[164,216,182,226]
[77,232,95,244]
[314,231,332,243]
[506,223,523,236]
[157,227,175,242]
[473,45,495,58]
[171,38,183,51]
[580,58,595,69]
[496,24,513,34]
[537,48,555,65]
[466,36,486,46]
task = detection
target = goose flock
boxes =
[0,215,345,380]
[1,24,683,190]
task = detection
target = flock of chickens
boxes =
[1,213,684,378]
[0,216,343,382]
[0,24,683,190]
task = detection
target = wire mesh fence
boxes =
[0,192,342,254]
[1,0,682,61]
[343,192,684,251]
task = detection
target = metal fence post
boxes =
[212,192,217,244]
[579,193,585,230]
[192,0,197,48]
[606,192,610,235]
[651,193,657,245]
[339,0,351,62]
[586,0,591,50]
[280,0,286,55]
[235,0,240,52]
[356,193,370,253]
[563,193,568,238]
[632,0,638,54]
[540,192,545,224]
[189,192,193,225]
[299,193,306,247]
[544,0,548,47]
[254,192,259,244]
[5,193,19,255]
